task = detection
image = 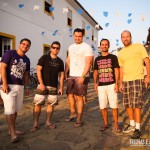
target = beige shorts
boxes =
[34,94,58,106]
[33,86,58,106]
[98,84,118,109]
[1,84,24,115]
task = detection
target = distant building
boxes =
[0,0,102,68]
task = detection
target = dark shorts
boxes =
[66,76,89,96]
[123,79,144,108]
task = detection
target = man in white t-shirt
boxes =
[65,28,94,127]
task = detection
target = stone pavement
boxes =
[0,80,150,150]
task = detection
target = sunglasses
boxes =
[21,43,30,47]
[51,46,60,50]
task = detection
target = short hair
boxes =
[121,30,132,38]
[100,39,110,46]
[20,38,31,46]
[73,28,84,35]
[51,41,61,48]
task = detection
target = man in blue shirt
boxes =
[1,38,31,143]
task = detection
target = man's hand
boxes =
[65,73,68,80]
[2,84,10,94]
[58,88,63,96]
[94,83,98,93]
[145,76,150,84]
[38,83,45,91]
[76,77,84,84]
[114,84,119,93]
[119,83,123,92]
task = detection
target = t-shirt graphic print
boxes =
[94,54,119,86]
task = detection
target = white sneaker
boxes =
[123,124,135,133]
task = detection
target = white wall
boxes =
[0,0,100,68]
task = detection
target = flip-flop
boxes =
[16,130,25,135]
[114,126,122,133]
[99,126,108,131]
[11,136,22,143]
[74,122,82,128]
[65,117,76,122]
[8,130,24,135]
[45,123,56,129]
[30,126,39,132]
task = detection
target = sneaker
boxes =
[123,124,135,133]
[131,129,142,139]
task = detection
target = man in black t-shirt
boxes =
[93,39,121,133]
[31,41,64,131]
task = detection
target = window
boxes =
[0,32,16,57]
[92,29,94,41]
[43,44,50,55]
[3,38,11,53]
[44,0,53,15]
[67,9,72,27]
[82,21,85,36]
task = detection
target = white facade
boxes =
[0,0,102,68]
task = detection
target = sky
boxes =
[78,0,150,51]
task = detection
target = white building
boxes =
[0,0,102,68]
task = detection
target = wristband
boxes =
[81,75,85,78]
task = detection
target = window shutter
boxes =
[68,9,72,19]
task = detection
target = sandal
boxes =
[16,130,24,135]
[45,123,56,129]
[99,125,108,131]
[30,126,39,132]
[74,122,82,128]
[11,136,22,143]
[8,130,24,135]
[114,126,121,133]
[65,117,76,122]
